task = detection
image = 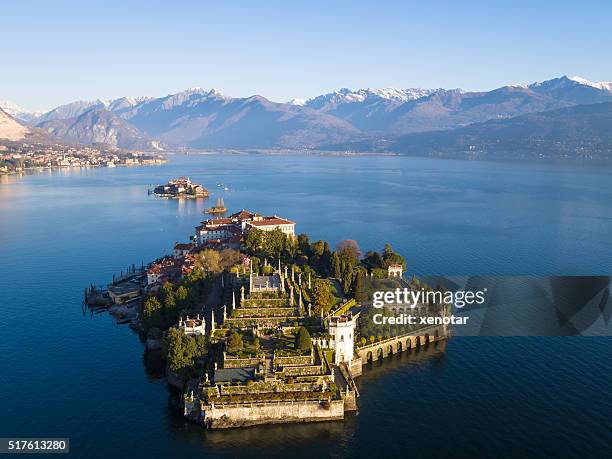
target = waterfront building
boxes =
[329,313,358,365]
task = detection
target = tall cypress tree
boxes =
[353,272,367,303]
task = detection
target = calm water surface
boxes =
[1,154,611,458]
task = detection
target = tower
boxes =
[329,313,358,366]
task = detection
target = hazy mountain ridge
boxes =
[332,102,612,160]
[4,75,610,152]
[37,107,156,149]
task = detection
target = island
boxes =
[153,177,209,198]
[85,208,451,429]
[206,197,227,214]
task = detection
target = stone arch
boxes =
[387,344,393,355]
[425,333,430,345]
[406,338,412,350]
[377,347,383,358]
[415,336,421,348]
[397,341,403,352]
[366,351,373,362]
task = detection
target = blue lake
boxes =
[1,154,611,458]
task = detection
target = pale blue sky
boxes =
[3,0,612,111]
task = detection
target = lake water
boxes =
[1,154,611,458]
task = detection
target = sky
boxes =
[3,0,612,112]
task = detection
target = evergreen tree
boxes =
[226,332,244,354]
[297,233,311,256]
[142,296,163,330]
[312,278,334,316]
[382,243,407,269]
[341,264,354,295]
[175,285,188,306]
[295,326,312,352]
[331,252,342,278]
[353,272,367,303]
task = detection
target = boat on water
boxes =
[206,197,227,214]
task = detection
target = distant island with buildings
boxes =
[86,204,450,429]
[153,177,209,199]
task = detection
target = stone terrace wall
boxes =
[203,399,345,428]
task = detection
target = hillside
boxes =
[382,102,612,160]
[37,108,157,150]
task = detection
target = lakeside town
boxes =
[86,193,450,429]
[0,141,166,174]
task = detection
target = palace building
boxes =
[194,209,295,245]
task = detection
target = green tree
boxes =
[341,264,354,295]
[352,272,367,303]
[197,249,222,273]
[165,328,196,374]
[175,285,188,305]
[161,282,176,309]
[363,251,383,269]
[262,228,287,259]
[245,228,265,255]
[311,240,325,257]
[382,243,406,269]
[295,326,312,352]
[297,233,311,256]
[330,252,341,278]
[337,239,361,266]
[360,337,367,346]
[312,278,334,316]
[142,296,163,330]
[226,332,244,354]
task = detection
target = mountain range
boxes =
[2,75,612,158]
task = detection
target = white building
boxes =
[329,313,359,365]
[173,242,194,259]
[245,216,295,238]
[194,218,239,244]
[388,264,403,278]
[178,315,206,335]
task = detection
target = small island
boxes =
[153,177,209,198]
[86,207,451,429]
[206,197,227,214]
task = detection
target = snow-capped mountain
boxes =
[35,100,106,124]
[528,75,612,104]
[567,76,612,92]
[0,101,43,123]
[37,107,155,149]
[0,107,29,140]
[287,98,306,106]
[306,87,435,110]
[15,75,612,150]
